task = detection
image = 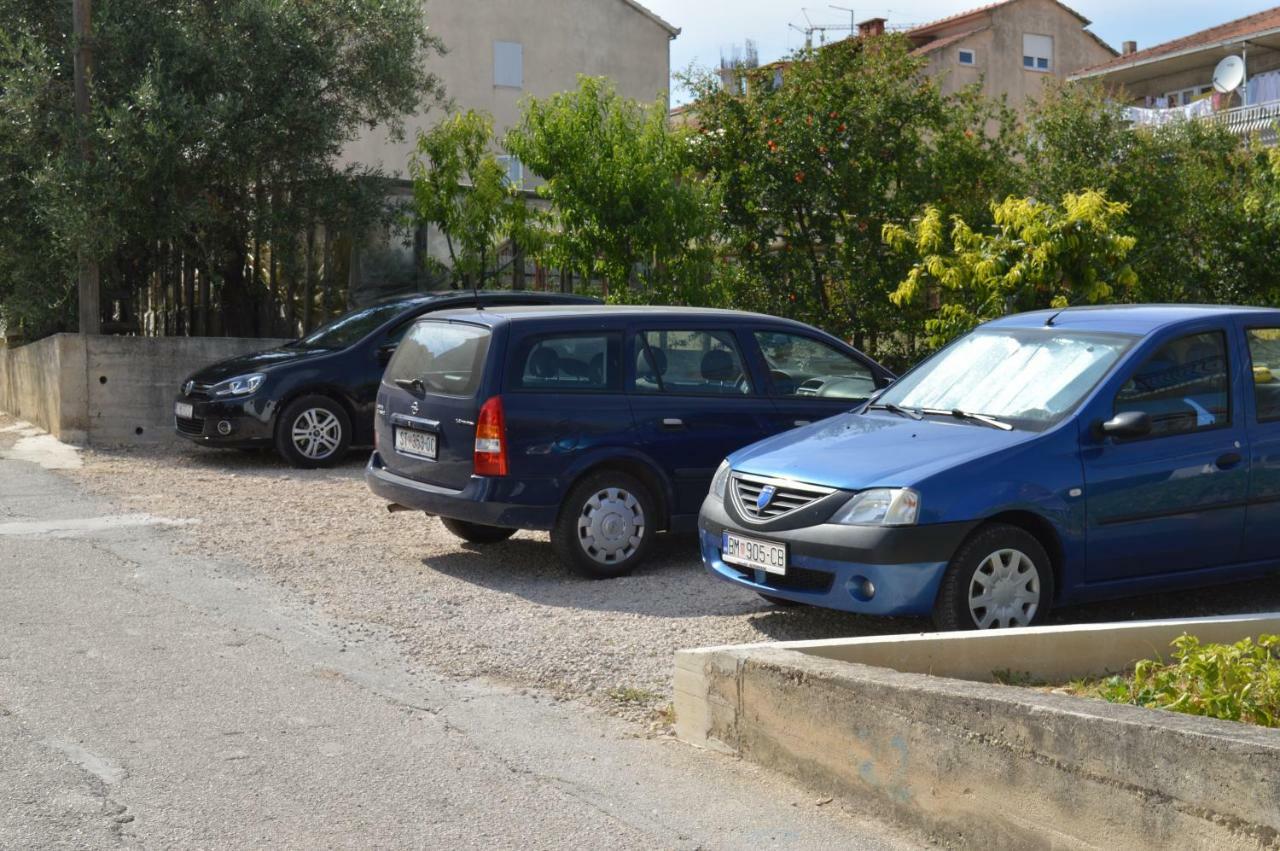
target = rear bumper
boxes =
[698,494,975,616]
[173,395,275,447]
[364,451,559,530]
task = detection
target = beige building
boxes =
[901,0,1116,107]
[344,0,679,183]
[1069,7,1280,145]
[343,0,679,298]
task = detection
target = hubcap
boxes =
[968,548,1041,629]
[577,487,645,565]
[291,408,342,460]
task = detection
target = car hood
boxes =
[186,346,329,384]
[731,410,1038,491]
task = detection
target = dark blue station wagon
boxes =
[365,306,894,577]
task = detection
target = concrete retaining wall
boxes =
[676,620,1280,850]
[0,334,288,446]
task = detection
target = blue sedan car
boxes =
[700,305,1280,630]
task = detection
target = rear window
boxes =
[387,321,491,397]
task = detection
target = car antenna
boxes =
[1045,309,1064,327]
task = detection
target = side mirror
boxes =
[1093,410,1152,441]
[377,343,397,365]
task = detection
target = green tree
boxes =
[505,76,714,297]
[1024,80,1275,307]
[410,111,527,290]
[885,191,1138,349]
[682,34,1019,356]
[0,0,442,340]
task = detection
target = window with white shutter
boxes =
[1022,33,1053,72]
[494,41,523,88]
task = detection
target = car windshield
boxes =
[877,327,1134,428]
[292,301,418,350]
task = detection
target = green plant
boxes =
[885,190,1138,350]
[410,110,527,290]
[1090,634,1280,727]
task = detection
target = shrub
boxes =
[1090,634,1280,728]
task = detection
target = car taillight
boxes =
[474,396,508,477]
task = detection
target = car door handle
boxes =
[660,418,685,431]
[1216,452,1243,470]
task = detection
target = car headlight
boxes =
[210,373,265,397]
[831,488,920,526]
[710,459,732,499]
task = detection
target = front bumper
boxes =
[172,394,275,447]
[699,494,976,616]
[364,451,559,530]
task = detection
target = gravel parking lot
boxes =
[45,424,1280,724]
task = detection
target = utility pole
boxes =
[72,0,101,334]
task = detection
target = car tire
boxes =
[275,395,352,469]
[552,470,655,579]
[441,517,517,545]
[758,593,804,608]
[932,523,1054,631]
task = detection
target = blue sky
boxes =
[641,1,1278,101]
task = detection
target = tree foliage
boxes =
[410,111,526,290]
[505,76,714,297]
[886,191,1138,347]
[681,35,1019,355]
[0,0,442,340]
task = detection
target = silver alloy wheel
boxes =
[576,486,645,564]
[968,547,1041,629]
[291,408,342,460]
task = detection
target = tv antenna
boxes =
[789,7,851,48]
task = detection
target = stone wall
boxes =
[0,334,288,446]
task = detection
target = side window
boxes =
[754,331,875,399]
[1114,331,1230,438]
[511,334,619,392]
[494,41,523,89]
[634,330,751,396]
[1247,328,1280,423]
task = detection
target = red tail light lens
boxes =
[474,396,508,477]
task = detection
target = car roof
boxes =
[984,304,1280,335]
[362,291,596,310]
[422,304,815,327]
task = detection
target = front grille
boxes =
[732,564,834,594]
[731,474,835,522]
[176,416,205,436]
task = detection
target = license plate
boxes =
[175,402,194,419]
[722,532,787,575]
[394,427,437,460]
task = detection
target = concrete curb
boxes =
[676,629,1280,849]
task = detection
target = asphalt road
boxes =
[0,453,914,849]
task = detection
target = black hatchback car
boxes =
[366,305,894,577]
[174,291,598,467]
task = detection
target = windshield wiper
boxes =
[921,408,1014,431]
[394,378,426,397]
[869,402,923,421]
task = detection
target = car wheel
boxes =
[275,395,352,469]
[441,517,517,545]
[932,523,1053,631]
[758,593,804,608]
[552,470,655,579]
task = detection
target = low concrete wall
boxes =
[676,618,1280,850]
[0,334,288,446]
[0,335,88,443]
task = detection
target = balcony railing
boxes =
[1204,99,1280,144]
[1126,99,1280,145]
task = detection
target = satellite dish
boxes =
[1213,55,1246,94]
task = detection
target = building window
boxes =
[1022,33,1053,71]
[958,49,976,66]
[1163,86,1212,107]
[494,41,523,88]
[496,155,524,189]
